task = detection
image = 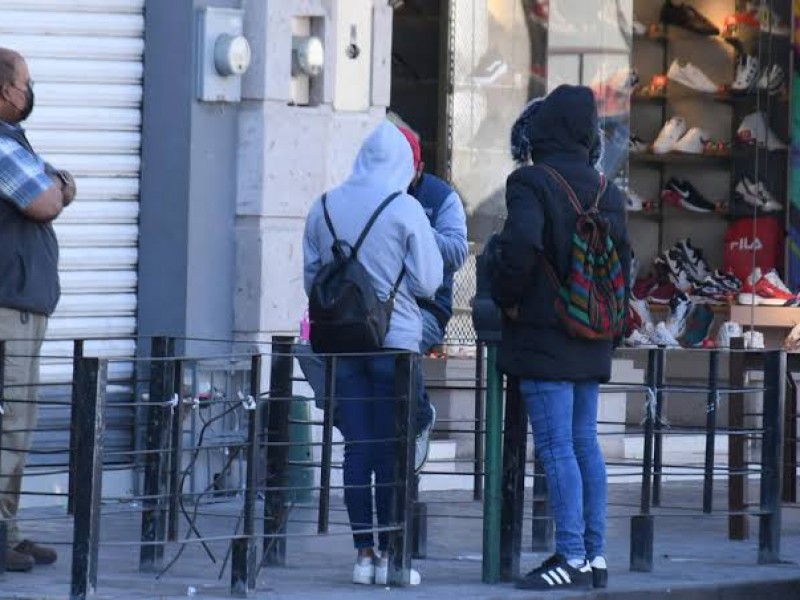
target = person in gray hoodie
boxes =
[303,120,442,586]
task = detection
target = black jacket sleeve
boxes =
[490,171,545,310]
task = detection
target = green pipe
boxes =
[482,344,503,583]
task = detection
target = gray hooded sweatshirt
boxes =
[303,120,444,353]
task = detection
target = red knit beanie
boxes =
[398,126,422,171]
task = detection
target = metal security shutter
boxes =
[0,0,143,465]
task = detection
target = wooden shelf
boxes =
[729,305,800,329]
[630,152,731,166]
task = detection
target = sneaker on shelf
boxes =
[731,54,760,93]
[667,291,693,337]
[717,321,743,348]
[757,64,786,95]
[375,556,421,586]
[515,554,593,591]
[783,322,800,352]
[625,327,656,347]
[626,189,645,212]
[653,117,688,154]
[739,268,794,305]
[713,270,742,291]
[653,321,681,347]
[675,238,711,280]
[631,297,654,327]
[737,111,787,151]
[471,48,509,86]
[735,177,782,212]
[633,19,648,36]
[667,60,719,93]
[632,275,658,300]
[681,304,715,346]
[751,2,791,36]
[649,281,679,304]
[590,556,608,589]
[662,179,717,213]
[692,278,731,304]
[353,556,376,585]
[655,249,694,292]
[660,0,720,35]
[629,134,649,153]
[673,127,710,154]
[743,329,765,350]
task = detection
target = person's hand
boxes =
[57,170,77,206]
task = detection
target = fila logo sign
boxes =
[728,237,764,252]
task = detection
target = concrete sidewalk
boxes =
[1,482,799,599]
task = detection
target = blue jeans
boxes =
[415,310,443,431]
[520,380,607,562]
[336,354,399,550]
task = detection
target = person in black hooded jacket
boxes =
[491,85,631,591]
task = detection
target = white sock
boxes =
[590,556,607,569]
[567,558,588,569]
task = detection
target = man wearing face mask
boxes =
[0,48,75,572]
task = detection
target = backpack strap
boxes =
[352,191,403,256]
[538,164,606,215]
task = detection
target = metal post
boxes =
[67,339,85,516]
[531,454,554,552]
[411,475,427,558]
[70,358,107,600]
[630,349,657,572]
[264,337,292,565]
[500,376,526,582]
[237,355,260,594]
[0,340,6,575]
[728,337,749,540]
[473,342,485,501]
[167,359,183,541]
[703,351,719,514]
[386,354,416,586]
[482,345,503,583]
[230,536,250,597]
[139,337,173,572]
[317,356,335,534]
[759,350,785,564]
[652,348,666,507]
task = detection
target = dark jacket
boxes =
[490,85,631,383]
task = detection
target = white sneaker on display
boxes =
[653,117,688,154]
[667,292,693,338]
[732,54,760,92]
[735,177,782,212]
[737,111,787,151]
[374,556,421,586]
[743,330,765,350]
[757,64,786,93]
[633,19,648,35]
[653,321,681,347]
[673,127,710,154]
[353,556,376,585]
[626,190,645,211]
[667,60,719,93]
[717,321,743,348]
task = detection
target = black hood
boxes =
[527,85,599,163]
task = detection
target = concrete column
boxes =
[234,0,394,344]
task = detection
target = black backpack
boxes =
[308,192,405,355]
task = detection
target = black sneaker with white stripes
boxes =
[515,554,593,591]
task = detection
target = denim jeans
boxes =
[415,310,443,431]
[520,379,607,562]
[336,353,400,550]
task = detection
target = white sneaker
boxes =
[735,177,782,212]
[625,327,656,348]
[353,556,376,585]
[737,111,787,151]
[673,127,709,154]
[667,60,718,93]
[737,268,763,306]
[653,117,687,154]
[732,54,760,92]
[743,330,765,350]
[667,292,693,338]
[626,189,645,211]
[758,64,786,93]
[374,557,421,586]
[653,322,681,347]
[633,19,648,36]
[717,321,743,348]
[415,405,436,472]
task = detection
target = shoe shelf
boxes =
[729,305,800,329]
[649,302,730,315]
[630,151,731,166]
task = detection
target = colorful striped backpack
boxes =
[540,164,626,341]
